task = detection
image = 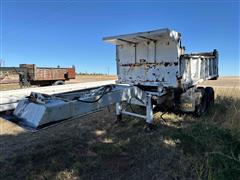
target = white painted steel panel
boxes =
[136,41,155,63]
[180,51,218,86]
[103,28,180,45]
[118,64,179,87]
[156,39,179,62]
[111,30,182,87]
[118,44,135,64]
[104,28,218,89]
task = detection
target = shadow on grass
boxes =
[0,96,240,180]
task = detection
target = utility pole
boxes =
[0,59,4,67]
[107,66,110,76]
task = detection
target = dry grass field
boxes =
[0,77,240,179]
[0,75,117,91]
[67,75,117,84]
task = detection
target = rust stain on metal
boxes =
[121,61,178,67]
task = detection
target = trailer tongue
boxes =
[8,28,218,130]
[12,84,153,130]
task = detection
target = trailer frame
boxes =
[8,28,218,131]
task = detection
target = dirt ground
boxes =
[0,75,117,91]
[0,77,240,179]
[67,75,117,84]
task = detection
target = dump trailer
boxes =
[9,28,218,130]
[0,64,75,87]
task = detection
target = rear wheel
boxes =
[205,87,214,108]
[53,80,65,85]
[194,87,207,117]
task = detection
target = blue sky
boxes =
[0,0,239,75]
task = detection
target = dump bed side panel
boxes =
[180,50,218,86]
[117,38,182,87]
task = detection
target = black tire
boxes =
[205,87,214,108]
[53,80,65,85]
[194,87,207,117]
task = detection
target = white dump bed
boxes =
[103,28,218,89]
[181,51,218,87]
